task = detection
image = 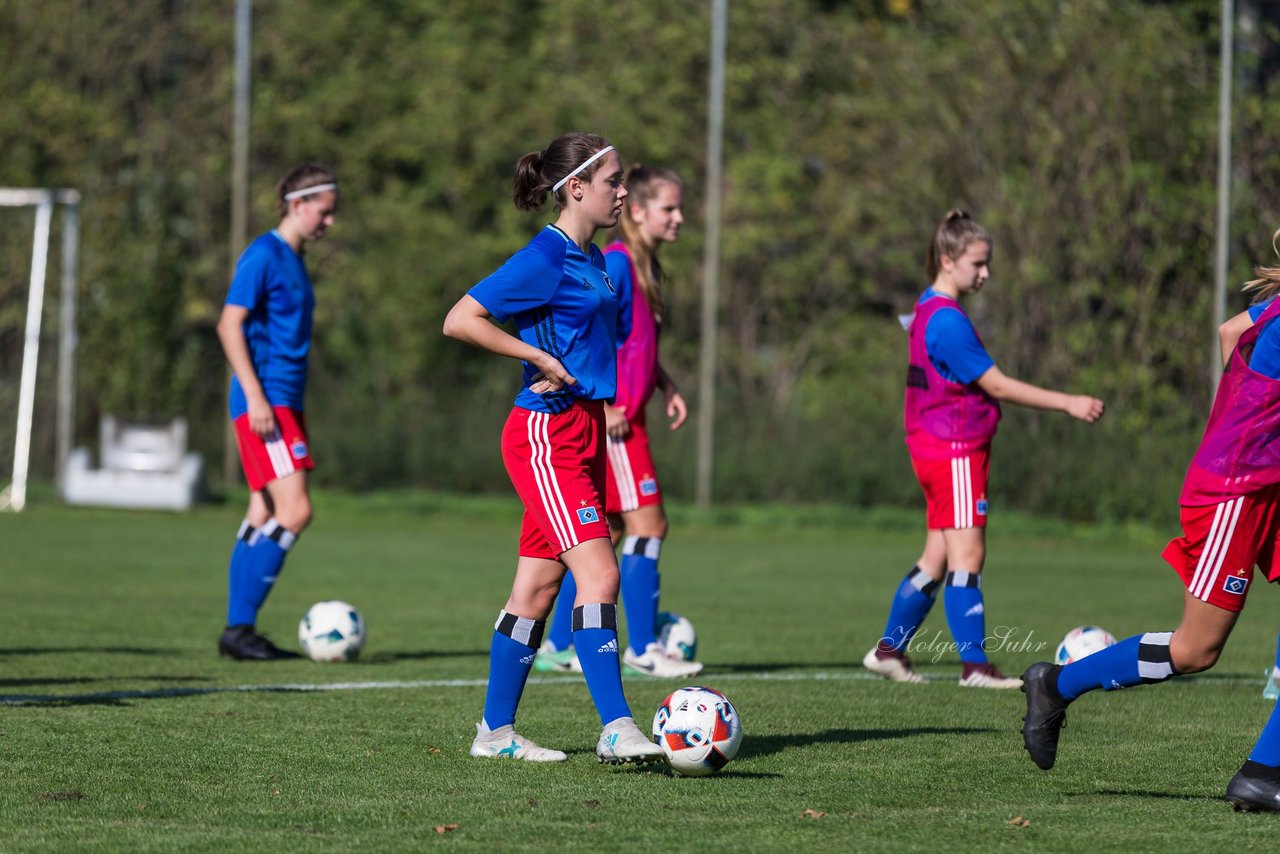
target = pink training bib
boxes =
[1181,298,1280,506]
[904,294,1001,459]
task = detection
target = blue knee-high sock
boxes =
[225,520,258,626]
[481,611,544,730]
[620,536,662,654]
[943,571,987,664]
[1250,700,1280,766]
[231,518,296,626]
[1057,632,1177,701]
[572,604,631,725]
[878,565,940,652]
[545,571,577,652]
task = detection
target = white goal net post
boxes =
[0,188,79,512]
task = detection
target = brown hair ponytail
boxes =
[926,209,992,280]
[512,132,612,212]
[276,163,338,217]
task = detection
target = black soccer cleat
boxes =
[218,625,300,661]
[1226,765,1280,812]
[1021,662,1068,770]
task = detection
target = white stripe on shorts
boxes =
[951,456,973,529]
[1190,496,1243,601]
[264,428,296,480]
[607,435,639,512]
[527,411,579,552]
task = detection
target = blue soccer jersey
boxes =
[469,225,621,414]
[1247,296,1280,379]
[605,249,634,347]
[919,288,995,385]
[225,231,315,418]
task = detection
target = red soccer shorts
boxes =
[233,406,314,492]
[911,449,990,530]
[605,420,662,515]
[1163,483,1280,613]
[502,401,611,560]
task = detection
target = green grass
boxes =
[3,492,1280,851]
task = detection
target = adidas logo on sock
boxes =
[965,604,984,617]
[597,638,618,654]
[520,653,536,665]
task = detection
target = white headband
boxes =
[284,182,337,201]
[551,146,615,193]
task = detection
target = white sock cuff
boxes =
[622,536,663,559]
[252,518,298,551]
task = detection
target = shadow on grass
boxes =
[0,675,209,689]
[1082,789,1224,803]
[0,646,175,657]
[742,726,997,760]
[361,649,489,663]
[706,662,858,674]
[603,763,784,779]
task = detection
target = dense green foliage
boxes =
[3,0,1280,521]
[4,496,1280,850]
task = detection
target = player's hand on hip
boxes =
[1067,394,1105,424]
[665,390,688,430]
[528,353,576,396]
[248,397,278,437]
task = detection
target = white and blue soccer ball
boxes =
[657,611,697,661]
[299,600,365,662]
[1054,625,1116,665]
[652,686,742,776]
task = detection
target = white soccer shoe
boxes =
[469,722,567,762]
[958,662,1023,689]
[862,647,925,684]
[595,716,665,765]
[623,643,704,679]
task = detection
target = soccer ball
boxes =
[1054,625,1117,665]
[657,611,697,661]
[298,600,365,662]
[651,686,742,776]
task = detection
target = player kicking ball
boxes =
[1023,230,1280,811]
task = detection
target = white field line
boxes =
[0,669,1269,706]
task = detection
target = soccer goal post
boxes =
[0,188,80,513]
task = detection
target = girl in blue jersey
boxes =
[216,163,338,660]
[443,132,663,765]
[864,210,1104,688]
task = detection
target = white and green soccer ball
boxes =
[299,600,365,662]
[1054,625,1116,665]
[657,611,697,661]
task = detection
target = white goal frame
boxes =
[0,188,80,512]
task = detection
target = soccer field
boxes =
[4,494,1279,851]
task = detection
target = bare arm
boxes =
[216,304,276,437]
[975,365,1104,423]
[1219,309,1254,367]
[656,361,688,430]
[442,294,575,394]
